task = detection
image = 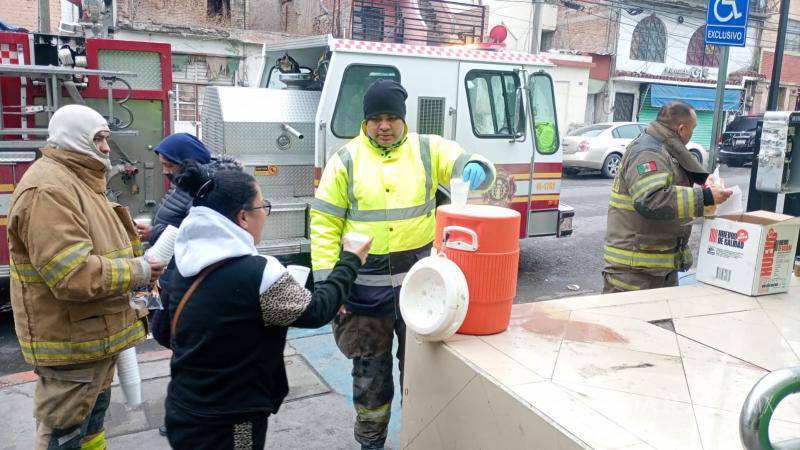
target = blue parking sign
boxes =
[706,0,750,46]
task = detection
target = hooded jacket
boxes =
[8,145,151,366]
[167,206,361,418]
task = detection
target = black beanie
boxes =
[363,79,407,120]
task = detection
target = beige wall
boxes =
[0,0,62,33]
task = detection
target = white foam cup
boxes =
[450,178,469,208]
[344,232,371,248]
[286,265,311,286]
[117,347,143,407]
[145,225,179,263]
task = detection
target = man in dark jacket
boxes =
[136,133,211,349]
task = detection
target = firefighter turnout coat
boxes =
[603,121,710,286]
[8,147,151,366]
[310,127,495,315]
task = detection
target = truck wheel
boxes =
[601,153,622,179]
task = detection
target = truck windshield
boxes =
[528,73,559,154]
[332,64,401,138]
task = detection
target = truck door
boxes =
[525,71,564,237]
[455,63,529,221]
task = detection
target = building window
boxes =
[208,0,230,17]
[630,15,666,63]
[786,19,800,53]
[332,65,400,138]
[352,6,385,42]
[541,31,555,52]
[464,70,521,138]
[686,26,720,67]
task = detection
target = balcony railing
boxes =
[350,0,486,46]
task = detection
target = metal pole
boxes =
[709,46,730,172]
[530,1,544,53]
[38,0,51,34]
[747,0,791,212]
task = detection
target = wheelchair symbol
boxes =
[713,0,743,22]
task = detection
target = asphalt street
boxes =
[515,165,753,302]
[0,165,755,377]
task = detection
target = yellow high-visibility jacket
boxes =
[310,128,495,315]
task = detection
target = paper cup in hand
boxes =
[344,232,371,248]
[450,179,469,208]
[286,265,310,286]
[145,225,178,262]
[117,347,143,407]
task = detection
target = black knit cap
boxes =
[363,79,408,120]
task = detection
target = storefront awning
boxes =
[649,84,741,111]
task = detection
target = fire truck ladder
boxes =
[0,64,137,150]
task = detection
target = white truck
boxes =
[201,35,573,263]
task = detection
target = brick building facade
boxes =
[0,0,64,33]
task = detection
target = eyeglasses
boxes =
[244,199,271,216]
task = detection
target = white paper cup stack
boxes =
[117,347,143,407]
[145,225,179,263]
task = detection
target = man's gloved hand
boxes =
[462,162,486,190]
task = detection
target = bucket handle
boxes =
[443,226,478,252]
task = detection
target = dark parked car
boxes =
[719,114,762,167]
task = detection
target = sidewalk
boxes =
[0,326,402,449]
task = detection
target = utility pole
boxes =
[38,0,51,34]
[709,46,730,172]
[530,0,544,53]
[746,0,791,212]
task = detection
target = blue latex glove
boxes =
[462,162,486,190]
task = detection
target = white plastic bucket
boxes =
[399,249,469,342]
[145,225,178,263]
[286,265,311,285]
[117,347,143,407]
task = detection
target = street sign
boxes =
[705,0,750,46]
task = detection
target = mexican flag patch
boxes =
[636,161,658,175]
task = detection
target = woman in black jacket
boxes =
[164,161,371,450]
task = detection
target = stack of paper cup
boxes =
[117,347,142,407]
[344,232,371,248]
[145,225,179,263]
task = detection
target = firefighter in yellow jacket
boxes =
[7,105,165,450]
[311,79,495,449]
[603,101,732,293]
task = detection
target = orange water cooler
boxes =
[434,205,521,335]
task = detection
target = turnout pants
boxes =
[602,270,678,294]
[332,312,406,449]
[33,356,118,450]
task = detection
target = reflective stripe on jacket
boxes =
[603,122,709,275]
[8,147,151,366]
[310,129,495,314]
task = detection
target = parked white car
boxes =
[562,122,709,178]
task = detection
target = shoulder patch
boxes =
[636,161,658,175]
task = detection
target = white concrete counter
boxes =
[401,276,800,449]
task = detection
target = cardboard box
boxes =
[696,211,800,296]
